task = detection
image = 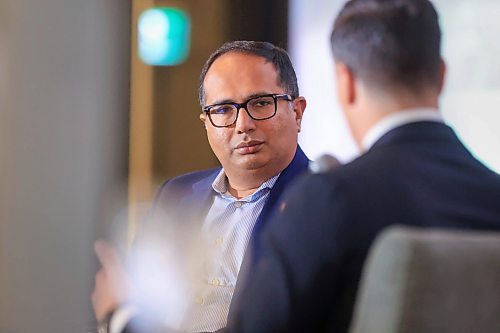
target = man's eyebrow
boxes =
[208,92,273,106]
[245,92,272,100]
[208,98,235,106]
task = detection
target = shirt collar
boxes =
[362,107,443,151]
[212,169,280,200]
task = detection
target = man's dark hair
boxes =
[198,40,299,106]
[331,0,442,92]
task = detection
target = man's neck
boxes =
[222,147,297,199]
[353,89,440,148]
[361,107,442,151]
[224,166,284,199]
[227,184,260,199]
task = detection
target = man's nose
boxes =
[235,108,257,133]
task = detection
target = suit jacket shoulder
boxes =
[153,167,220,207]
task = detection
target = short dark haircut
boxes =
[331,0,442,92]
[198,40,299,106]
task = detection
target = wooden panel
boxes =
[128,0,155,243]
[152,0,230,183]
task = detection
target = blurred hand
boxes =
[91,240,128,322]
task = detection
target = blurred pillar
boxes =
[128,0,155,245]
[0,0,130,331]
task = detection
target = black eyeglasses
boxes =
[202,93,293,128]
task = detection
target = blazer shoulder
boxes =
[153,167,220,204]
[164,167,220,187]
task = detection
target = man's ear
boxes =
[292,97,307,132]
[335,62,356,108]
[200,112,208,129]
[437,58,446,94]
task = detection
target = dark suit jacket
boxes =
[225,121,500,333]
[123,146,309,333]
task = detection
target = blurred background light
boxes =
[138,7,190,66]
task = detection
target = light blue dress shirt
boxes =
[184,169,279,332]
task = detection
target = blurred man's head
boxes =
[198,41,306,193]
[332,0,442,93]
[330,0,445,145]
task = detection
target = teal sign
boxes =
[138,7,191,66]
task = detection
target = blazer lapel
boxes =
[179,169,220,227]
[251,145,310,245]
[229,146,309,314]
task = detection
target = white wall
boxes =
[290,0,500,173]
[0,1,130,332]
[290,0,358,163]
[436,0,500,173]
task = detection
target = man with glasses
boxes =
[92,40,308,333]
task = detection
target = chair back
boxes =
[350,225,500,333]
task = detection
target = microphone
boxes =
[309,154,341,174]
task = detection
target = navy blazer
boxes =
[123,146,309,333]
[150,145,309,305]
[225,122,500,333]
[152,145,309,237]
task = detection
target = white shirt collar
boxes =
[361,107,443,151]
[211,168,280,199]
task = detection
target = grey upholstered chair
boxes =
[349,225,500,333]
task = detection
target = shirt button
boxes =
[215,237,223,245]
[211,278,221,286]
[234,201,242,208]
[195,296,204,305]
